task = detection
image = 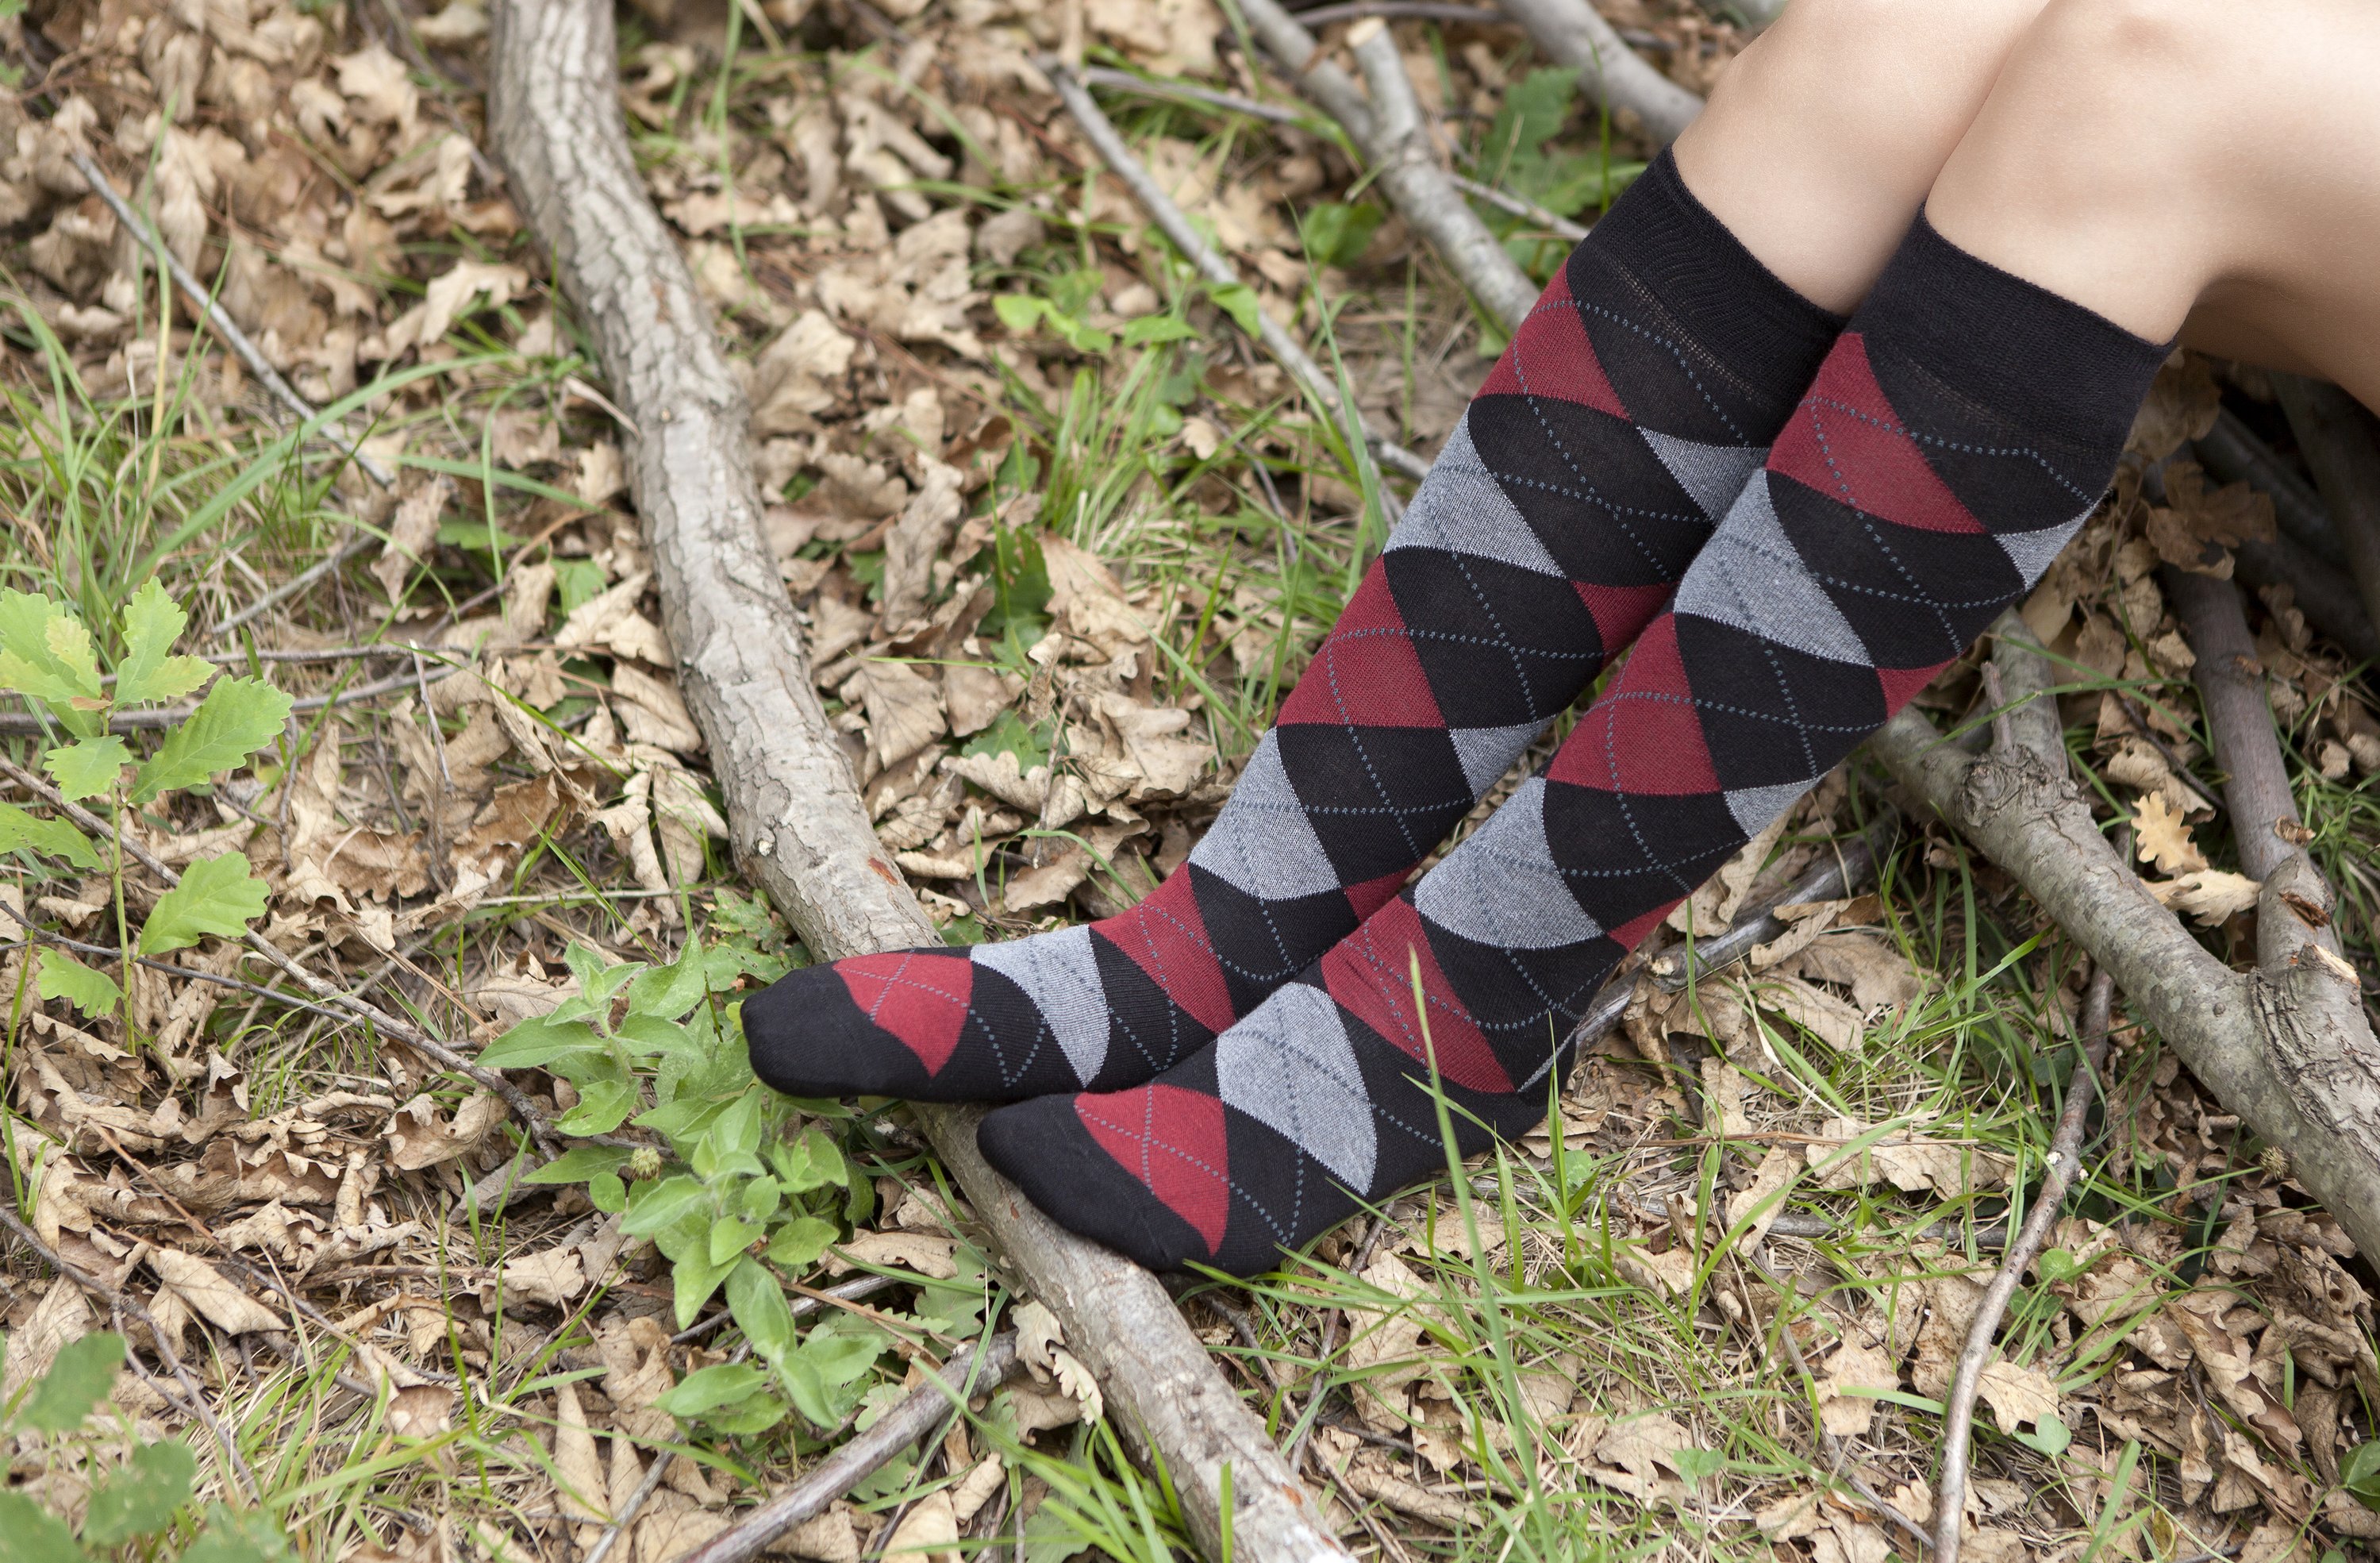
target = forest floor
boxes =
[2,0,2379,1557]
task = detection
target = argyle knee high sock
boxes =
[976,216,2169,1271]
[743,152,1841,1104]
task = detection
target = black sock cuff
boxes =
[1857,214,2171,452]
[1589,148,1847,379]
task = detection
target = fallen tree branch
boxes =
[1234,0,1539,332]
[486,5,1353,1558]
[1344,18,1540,328]
[680,1336,1021,1563]
[1049,61,1429,483]
[2194,408,2345,568]
[1868,673,2380,1265]
[2274,375,2380,662]
[2184,411,2380,665]
[1492,0,1702,144]
[1933,966,2112,1563]
[2161,569,2327,900]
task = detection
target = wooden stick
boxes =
[1868,675,2380,1265]
[2161,569,2327,902]
[1345,18,1540,329]
[677,1337,1018,1563]
[485,4,1353,1557]
[1492,0,1702,144]
[1233,0,1540,333]
[1932,967,2112,1563]
[1047,60,1431,483]
[2274,375,2380,660]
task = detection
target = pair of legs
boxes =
[1688,0,2380,398]
[744,0,2380,1273]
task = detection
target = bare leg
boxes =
[1926,0,2380,407]
[1674,0,2051,314]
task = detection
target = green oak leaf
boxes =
[43,734,132,801]
[0,803,102,869]
[113,579,213,706]
[17,1330,125,1432]
[0,1490,84,1563]
[35,949,120,1017]
[129,676,292,803]
[140,853,268,954]
[82,1438,197,1546]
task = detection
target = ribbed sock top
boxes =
[1594,148,1848,398]
[1860,213,2172,451]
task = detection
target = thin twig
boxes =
[676,1334,1020,1563]
[0,1204,260,1499]
[1044,60,1431,483]
[0,903,387,1030]
[1447,174,1590,240]
[1291,0,1513,24]
[0,660,463,733]
[209,536,383,641]
[1932,968,2113,1563]
[0,756,565,1153]
[1078,65,1304,122]
[1746,1257,1935,1552]
[69,152,393,488]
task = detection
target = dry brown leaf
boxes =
[389,1384,455,1440]
[2126,353,2220,464]
[1817,1334,1898,1438]
[375,475,449,601]
[1809,1117,2010,1195]
[1000,846,1090,914]
[1743,972,1867,1053]
[1334,1459,1478,1529]
[1724,1143,1801,1249]
[2134,790,2209,875]
[1975,1360,2059,1434]
[1789,932,1923,1014]
[2146,461,2277,578]
[843,659,948,769]
[149,1247,284,1334]
[880,460,965,627]
[2147,869,2261,926]
[384,1091,507,1170]
[828,1230,959,1280]
[881,1490,959,1563]
[1669,808,1789,936]
[611,661,705,754]
[557,572,673,667]
[1590,1412,1696,1499]
[500,1246,586,1307]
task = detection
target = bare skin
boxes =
[1672,0,2380,410]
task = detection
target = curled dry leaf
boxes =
[1808,1116,2011,1195]
[1817,1334,1898,1438]
[1975,1360,2060,1435]
[149,1247,285,1334]
[2147,869,2263,926]
[385,1091,507,1171]
[882,1490,961,1563]
[2134,791,2209,875]
[557,572,673,667]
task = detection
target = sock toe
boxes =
[741,964,939,1099]
[977,1095,1222,1273]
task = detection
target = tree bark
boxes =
[1869,709,2380,1262]
[487,5,1352,1559]
[1493,0,1703,144]
[2195,407,2345,568]
[1236,0,1539,333]
[2162,570,2317,889]
[2275,375,2380,653]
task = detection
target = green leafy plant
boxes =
[0,1330,290,1557]
[494,898,934,1436]
[0,583,290,1024]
